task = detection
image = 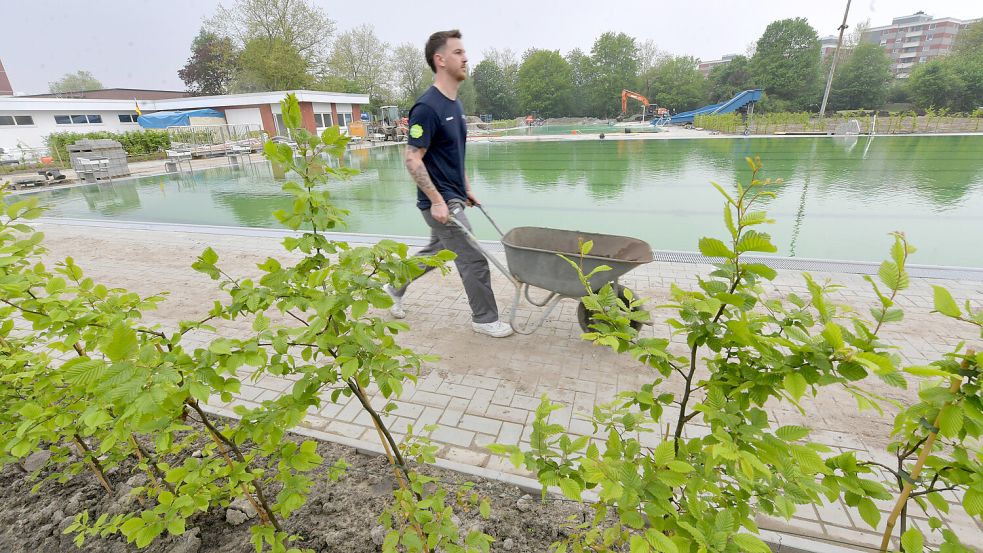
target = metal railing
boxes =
[165,123,267,158]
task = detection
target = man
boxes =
[384,30,513,338]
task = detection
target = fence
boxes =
[166,124,267,158]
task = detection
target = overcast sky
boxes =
[2,0,980,94]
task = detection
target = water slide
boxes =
[654,89,763,126]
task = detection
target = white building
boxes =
[0,90,370,157]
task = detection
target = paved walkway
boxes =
[34,221,983,551]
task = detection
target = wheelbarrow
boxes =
[449,204,654,335]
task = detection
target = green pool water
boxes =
[16,135,983,268]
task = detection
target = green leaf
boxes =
[167,517,186,536]
[932,286,961,318]
[856,497,881,529]
[731,534,772,553]
[784,373,807,400]
[644,529,678,553]
[775,425,810,441]
[200,247,218,265]
[651,441,674,465]
[629,535,650,553]
[209,339,233,355]
[105,324,138,362]
[963,487,983,516]
[937,404,962,437]
[878,261,908,291]
[736,230,777,253]
[743,263,777,280]
[479,499,490,519]
[558,478,582,501]
[698,238,733,258]
[900,528,924,553]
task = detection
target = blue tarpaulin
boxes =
[137,109,224,129]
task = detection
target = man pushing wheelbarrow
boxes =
[386,29,653,337]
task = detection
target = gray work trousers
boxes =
[394,200,499,324]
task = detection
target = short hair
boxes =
[425,30,462,73]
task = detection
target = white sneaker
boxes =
[383,284,406,319]
[472,320,514,338]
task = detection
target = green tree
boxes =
[206,0,335,67]
[48,71,103,94]
[750,18,822,111]
[706,55,753,103]
[589,32,639,117]
[472,59,518,119]
[235,37,311,92]
[390,43,428,106]
[566,48,595,117]
[636,39,665,100]
[458,74,477,115]
[517,50,573,117]
[178,28,240,96]
[828,42,893,110]
[646,55,707,113]
[907,60,966,110]
[953,19,983,54]
[323,24,391,101]
[905,20,983,112]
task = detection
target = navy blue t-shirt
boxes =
[407,86,467,210]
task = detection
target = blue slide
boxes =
[654,89,763,125]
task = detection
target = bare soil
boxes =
[0,422,581,553]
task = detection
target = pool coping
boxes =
[36,217,983,281]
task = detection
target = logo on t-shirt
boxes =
[410,124,424,139]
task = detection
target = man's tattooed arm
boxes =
[405,145,444,205]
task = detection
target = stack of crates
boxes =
[68,139,130,178]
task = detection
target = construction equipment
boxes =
[371,106,407,141]
[620,90,665,122]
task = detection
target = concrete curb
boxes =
[200,403,872,553]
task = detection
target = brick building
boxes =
[862,11,980,78]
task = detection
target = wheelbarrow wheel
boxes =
[577,287,644,333]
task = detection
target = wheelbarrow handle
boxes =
[448,207,516,286]
[472,202,506,239]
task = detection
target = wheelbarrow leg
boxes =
[508,283,567,335]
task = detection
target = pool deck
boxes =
[33,219,983,551]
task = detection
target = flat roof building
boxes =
[698,54,739,78]
[0,90,370,154]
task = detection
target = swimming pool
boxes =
[15,135,983,268]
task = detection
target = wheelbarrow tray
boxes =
[502,226,654,298]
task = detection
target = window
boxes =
[314,112,333,128]
[338,113,353,127]
[56,114,106,125]
[118,114,138,123]
[1,115,35,126]
[274,114,287,136]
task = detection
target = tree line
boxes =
[168,0,981,118]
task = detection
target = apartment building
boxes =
[862,11,980,78]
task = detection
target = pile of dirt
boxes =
[0,424,584,553]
